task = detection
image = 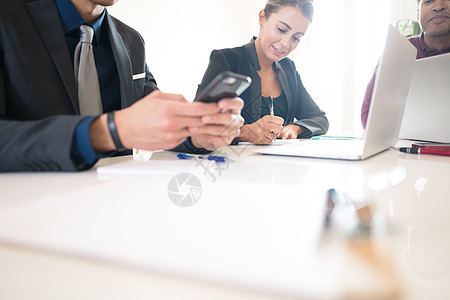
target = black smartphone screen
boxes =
[195,71,251,102]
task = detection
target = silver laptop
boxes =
[399,52,450,143]
[254,25,417,160]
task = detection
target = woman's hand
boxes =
[277,124,303,139]
[238,115,284,144]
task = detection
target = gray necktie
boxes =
[74,25,103,115]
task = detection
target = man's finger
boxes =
[217,97,244,114]
[172,101,220,117]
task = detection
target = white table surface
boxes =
[0,143,449,300]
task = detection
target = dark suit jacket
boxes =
[0,0,158,172]
[197,41,329,138]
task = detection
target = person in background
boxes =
[0,0,244,172]
[361,0,450,129]
[196,0,328,145]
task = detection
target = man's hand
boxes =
[190,97,244,150]
[89,90,224,152]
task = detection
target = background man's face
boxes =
[418,0,450,37]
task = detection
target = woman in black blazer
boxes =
[197,0,328,144]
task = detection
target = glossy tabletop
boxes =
[0,143,449,300]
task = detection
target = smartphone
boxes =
[195,71,251,103]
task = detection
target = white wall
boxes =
[109,0,265,100]
[391,0,419,23]
[108,0,420,135]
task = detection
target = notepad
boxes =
[238,139,300,146]
[97,159,200,176]
[0,170,335,298]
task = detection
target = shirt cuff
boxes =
[71,116,114,169]
[183,137,212,154]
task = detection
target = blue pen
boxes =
[177,153,227,163]
[177,153,194,160]
[199,155,227,163]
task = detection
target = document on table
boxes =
[238,139,301,146]
[97,159,200,176]
[0,162,338,299]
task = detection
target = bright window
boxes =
[109,0,417,136]
[293,0,392,135]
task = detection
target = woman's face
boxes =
[257,6,310,63]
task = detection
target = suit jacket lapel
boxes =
[243,43,263,123]
[276,62,294,126]
[26,0,79,114]
[105,13,133,108]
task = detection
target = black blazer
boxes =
[0,0,157,172]
[197,41,329,138]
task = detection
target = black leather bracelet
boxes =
[107,111,125,151]
[184,137,211,154]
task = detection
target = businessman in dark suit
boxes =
[0,0,244,172]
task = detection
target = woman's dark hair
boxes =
[264,0,314,23]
